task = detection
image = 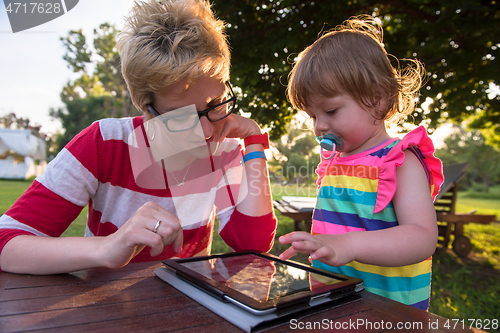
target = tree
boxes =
[49,96,116,152]
[269,118,320,184]
[59,23,131,116]
[0,112,47,139]
[51,2,500,150]
[212,0,500,144]
[435,125,500,192]
[51,24,136,153]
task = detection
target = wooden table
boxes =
[0,261,482,332]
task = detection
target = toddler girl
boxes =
[279,15,444,310]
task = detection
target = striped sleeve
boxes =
[0,122,104,269]
[220,209,277,253]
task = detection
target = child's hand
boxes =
[278,232,320,261]
[278,232,355,267]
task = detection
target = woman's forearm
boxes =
[0,235,106,275]
[235,143,273,217]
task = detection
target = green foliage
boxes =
[435,125,500,191]
[53,2,500,148]
[60,207,88,237]
[49,95,115,152]
[212,0,500,145]
[269,119,320,184]
[51,24,136,155]
[60,23,129,108]
[430,248,500,326]
[429,187,500,326]
[0,112,40,132]
[455,191,500,219]
[466,223,500,264]
[270,184,317,200]
[211,219,233,254]
[60,29,91,73]
[460,184,500,202]
[0,180,32,214]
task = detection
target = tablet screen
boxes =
[179,253,343,303]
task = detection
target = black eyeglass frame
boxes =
[147,81,237,127]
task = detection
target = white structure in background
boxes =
[0,129,47,179]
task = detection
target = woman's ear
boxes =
[141,104,154,121]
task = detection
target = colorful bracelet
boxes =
[244,133,269,149]
[241,151,267,164]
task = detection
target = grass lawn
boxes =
[0,179,89,237]
[0,180,32,214]
[1,180,499,330]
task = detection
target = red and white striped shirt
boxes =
[0,117,276,270]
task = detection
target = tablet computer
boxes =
[162,251,363,315]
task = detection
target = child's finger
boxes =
[279,246,300,261]
[290,240,322,255]
[279,231,312,245]
[310,246,334,262]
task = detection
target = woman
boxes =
[0,0,277,274]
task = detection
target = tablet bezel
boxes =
[162,251,362,313]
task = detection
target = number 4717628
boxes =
[444,319,498,330]
[5,2,62,14]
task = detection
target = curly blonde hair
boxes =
[287,15,424,123]
[117,0,230,111]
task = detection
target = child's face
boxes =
[304,93,389,156]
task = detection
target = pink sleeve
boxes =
[374,126,444,214]
[219,209,277,253]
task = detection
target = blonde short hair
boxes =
[117,0,230,111]
[287,15,424,123]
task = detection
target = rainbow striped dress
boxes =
[311,126,443,311]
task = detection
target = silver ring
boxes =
[153,220,162,233]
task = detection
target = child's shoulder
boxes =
[383,126,437,168]
[373,126,444,213]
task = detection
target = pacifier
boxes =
[315,134,344,160]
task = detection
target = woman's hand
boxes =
[219,114,262,140]
[100,201,183,269]
[278,232,355,267]
[0,201,183,274]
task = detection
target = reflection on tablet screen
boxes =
[179,254,343,303]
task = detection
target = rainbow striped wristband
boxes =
[241,151,266,164]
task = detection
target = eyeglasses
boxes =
[147,82,237,132]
